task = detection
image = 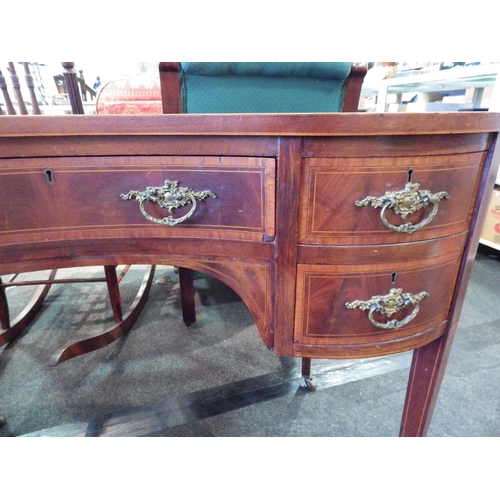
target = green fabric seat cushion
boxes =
[180,62,352,114]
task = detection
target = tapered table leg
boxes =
[400,336,448,437]
[301,357,317,391]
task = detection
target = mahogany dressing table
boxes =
[1,112,499,436]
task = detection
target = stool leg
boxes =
[0,277,10,330]
[179,267,196,325]
[104,265,122,323]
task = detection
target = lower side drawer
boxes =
[293,243,463,358]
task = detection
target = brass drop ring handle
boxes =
[345,287,429,330]
[355,182,450,234]
[120,179,217,226]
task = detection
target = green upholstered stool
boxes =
[179,62,354,113]
[159,61,367,389]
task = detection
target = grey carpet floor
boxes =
[1,245,499,437]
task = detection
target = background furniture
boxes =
[53,63,96,110]
[95,73,163,115]
[361,63,500,112]
[0,62,40,115]
[1,112,498,436]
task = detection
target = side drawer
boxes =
[299,151,486,245]
[293,242,463,358]
[0,155,275,244]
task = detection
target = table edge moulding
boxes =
[1,112,500,437]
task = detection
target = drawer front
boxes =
[293,244,463,358]
[299,152,486,245]
[0,156,275,244]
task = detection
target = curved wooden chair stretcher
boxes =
[0,63,155,365]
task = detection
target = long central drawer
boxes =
[0,155,276,244]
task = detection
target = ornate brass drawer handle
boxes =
[355,182,450,233]
[120,179,217,226]
[345,287,429,330]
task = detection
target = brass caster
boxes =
[304,377,317,391]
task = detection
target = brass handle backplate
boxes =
[345,287,429,329]
[355,182,450,233]
[120,179,217,226]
